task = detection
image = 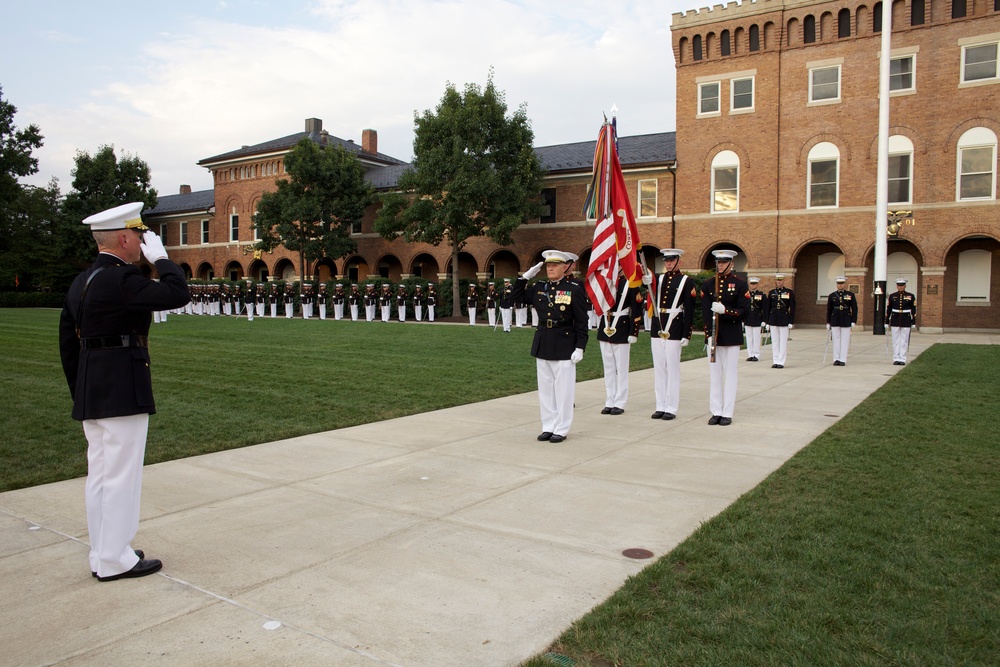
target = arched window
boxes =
[838,8,851,37]
[711,151,740,213]
[957,128,998,201]
[888,135,915,205]
[874,2,883,32]
[721,30,731,56]
[693,34,703,61]
[817,252,846,300]
[749,24,761,51]
[808,142,840,208]
[952,0,967,19]
[804,15,817,43]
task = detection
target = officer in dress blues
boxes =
[701,249,751,426]
[413,284,426,321]
[348,284,361,321]
[744,277,765,362]
[646,249,697,420]
[466,283,479,325]
[499,278,514,332]
[244,279,255,321]
[886,278,917,365]
[364,284,377,321]
[763,272,796,368]
[379,284,393,322]
[59,202,190,581]
[426,283,437,322]
[317,283,328,320]
[268,282,279,317]
[826,277,858,366]
[512,251,589,443]
[597,270,643,415]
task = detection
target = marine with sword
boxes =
[646,249,697,421]
[597,268,644,415]
[700,249,750,426]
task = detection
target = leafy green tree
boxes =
[0,85,43,209]
[374,73,545,310]
[59,145,158,270]
[0,179,64,291]
[254,138,374,280]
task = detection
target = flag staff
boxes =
[873,0,892,336]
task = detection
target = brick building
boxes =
[147,0,999,331]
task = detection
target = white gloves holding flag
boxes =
[788,324,794,330]
[627,335,637,344]
[141,231,168,263]
[681,338,690,347]
[641,271,653,286]
[523,261,544,280]
[711,301,725,315]
[570,348,584,364]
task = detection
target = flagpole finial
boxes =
[610,103,618,117]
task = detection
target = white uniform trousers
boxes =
[319,304,326,320]
[770,326,789,366]
[708,345,739,418]
[255,303,264,318]
[415,305,423,321]
[831,326,851,363]
[745,325,762,359]
[468,308,476,325]
[366,304,376,321]
[525,308,534,327]
[537,358,576,436]
[82,414,148,578]
[381,305,391,322]
[427,305,435,322]
[334,303,344,320]
[398,305,406,322]
[501,307,513,332]
[285,303,293,318]
[891,326,911,363]
[600,341,631,409]
[651,337,683,413]
[351,304,359,321]
[487,308,497,327]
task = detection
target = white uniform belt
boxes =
[609,310,630,316]
[659,307,683,314]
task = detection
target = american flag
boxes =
[582,119,642,317]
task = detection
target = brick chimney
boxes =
[180,184,192,195]
[305,118,323,134]
[362,129,377,154]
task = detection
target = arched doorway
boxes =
[410,253,440,279]
[274,258,296,282]
[343,255,368,283]
[792,240,846,325]
[224,260,244,281]
[197,262,215,281]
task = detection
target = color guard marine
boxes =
[348,284,361,321]
[646,249,697,420]
[826,277,857,366]
[268,282,279,317]
[333,283,346,320]
[284,283,295,318]
[597,270,643,415]
[426,283,437,322]
[744,277,765,362]
[379,284,392,322]
[396,284,408,322]
[499,278,514,332]
[364,284,377,321]
[413,284,426,321]
[486,282,498,328]
[700,249,751,426]
[255,283,266,318]
[886,278,917,365]
[763,273,795,368]
[317,283,328,320]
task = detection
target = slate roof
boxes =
[146,188,216,216]
[198,131,407,167]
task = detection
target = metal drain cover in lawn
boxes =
[622,548,654,559]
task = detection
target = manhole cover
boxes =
[622,548,654,559]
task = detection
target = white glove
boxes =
[641,271,653,286]
[826,324,831,330]
[762,324,769,332]
[522,261,544,280]
[711,301,725,315]
[627,335,637,344]
[788,324,794,330]
[570,348,584,364]
[681,337,690,347]
[141,230,168,262]
[912,325,918,332]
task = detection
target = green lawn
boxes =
[0,309,693,491]
[523,344,1000,667]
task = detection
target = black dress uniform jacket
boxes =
[648,271,697,340]
[59,253,190,421]
[700,272,751,346]
[513,276,589,360]
[746,289,766,327]
[886,291,916,327]
[764,287,796,326]
[826,289,858,327]
[596,277,643,344]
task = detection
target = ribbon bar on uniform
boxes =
[80,335,149,350]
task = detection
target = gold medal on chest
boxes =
[604,326,616,336]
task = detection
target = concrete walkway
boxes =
[1,330,994,666]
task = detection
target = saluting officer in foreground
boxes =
[646,249,696,420]
[512,251,589,444]
[826,277,858,366]
[744,277,765,362]
[886,278,917,365]
[59,202,190,581]
[597,269,643,416]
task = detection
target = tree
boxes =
[253,138,374,280]
[374,73,545,310]
[0,178,63,291]
[0,85,44,209]
[58,145,158,270]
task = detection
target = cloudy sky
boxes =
[3,0,709,196]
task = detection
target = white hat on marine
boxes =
[774,273,786,280]
[712,249,738,260]
[660,248,684,258]
[542,250,578,263]
[83,202,149,231]
[835,276,847,283]
[896,278,908,285]
[748,276,760,284]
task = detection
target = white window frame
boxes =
[957,249,991,305]
[959,37,999,86]
[816,253,845,303]
[808,63,841,105]
[807,142,840,209]
[179,221,188,246]
[711,151,740,213]
[698,81,721,117]
[888,135,914,205]
[889,53,916,94]
[201,219,210,244]
[229,213,239,242]
[731,76,755,113]
[956,127,998,201]
[638,179,658,218]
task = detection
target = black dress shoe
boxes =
[601,407,613,414]
[833,360,843,366]
[651,411,665,419]
[771,363,779,368]
[751,357,759,362]
[708,415,721,425]
[775,364,784,369]
[96,558,162,582]
[548,434,566,443]
[537,432,553,441]
[609,407,624,415]
[93,549,144,578]
[718,417,733,426]
[661,412,676,420]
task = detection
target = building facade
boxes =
[146,0,999,331]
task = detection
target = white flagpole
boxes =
[874,0,892,335]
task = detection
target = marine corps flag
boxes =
[583,117,643,317]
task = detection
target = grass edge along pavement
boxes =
[522,343,1000,667]
[0,309,705,492]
